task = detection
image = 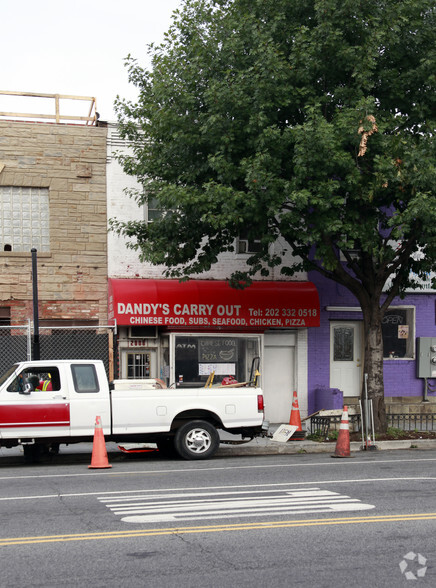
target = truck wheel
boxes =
[174,420,220,460]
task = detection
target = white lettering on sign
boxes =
[212,318,247,326]
[118,302,170,315]
[216,305,241,316]
[116,300,317,327]
[173,304,214,316]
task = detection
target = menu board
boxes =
[198,338,238,363]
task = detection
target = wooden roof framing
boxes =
[0,91,98,125]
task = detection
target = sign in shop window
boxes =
[175,335,260,387]
[382,308,414,359]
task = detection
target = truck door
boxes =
[68,363,111,436]
[0,365,70,439]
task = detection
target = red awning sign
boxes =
[108,279,320,329]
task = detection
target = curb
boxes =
[216,438,436,457]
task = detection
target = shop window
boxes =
[382,307,414,359]
[0,187,50,252]
[127,352,153,378]
[174,334,261,387]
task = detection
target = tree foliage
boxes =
[113,0,436,430]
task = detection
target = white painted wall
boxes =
[106,123,305,282]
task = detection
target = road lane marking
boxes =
[0,477,434,502]
[98,486,375,523]
[1,457,436,481]
[1,513,436,547]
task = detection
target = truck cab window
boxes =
[71,364,100,393]
[7,367,60,392]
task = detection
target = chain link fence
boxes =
[0,325,31,374]
[0,325,117,380]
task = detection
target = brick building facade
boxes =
[0,119,108,326]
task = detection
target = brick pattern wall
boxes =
[0,120,108,324]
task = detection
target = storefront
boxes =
[308,269,436,414]
[108,279,320,422]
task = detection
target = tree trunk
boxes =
[362,308,387,433]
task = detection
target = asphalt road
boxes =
[0,448,435,587]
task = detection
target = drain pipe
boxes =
[364,373,369,445]
[31,248,40,361]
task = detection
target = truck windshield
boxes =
[0,365,19,388]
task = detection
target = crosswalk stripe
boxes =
[98,486,375,524]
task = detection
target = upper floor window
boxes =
[236,230,262,255]
[146,195,164,223]
[0,187,50,252]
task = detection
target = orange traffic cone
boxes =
[88,416,112,469]
[332,406,352,458]
[288,390,305,441]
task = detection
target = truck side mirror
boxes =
[20,383,33,395]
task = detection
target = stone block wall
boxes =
[0,120,108,325]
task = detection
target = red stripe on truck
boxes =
[0,404,70,428]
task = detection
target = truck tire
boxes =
[174,420,220,460]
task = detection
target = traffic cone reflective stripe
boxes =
[332,406,352,458]
[88,415,112,469]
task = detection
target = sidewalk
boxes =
[217,425,436,456]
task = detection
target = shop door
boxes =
[330,322,363,397]
[122,351,157,379]
[264,335,295,423]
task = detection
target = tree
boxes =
[112,0,436,432]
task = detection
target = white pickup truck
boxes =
[0,359,265,462]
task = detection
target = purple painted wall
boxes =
[307,270,436,414]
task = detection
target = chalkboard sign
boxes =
[198,338,238,363]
